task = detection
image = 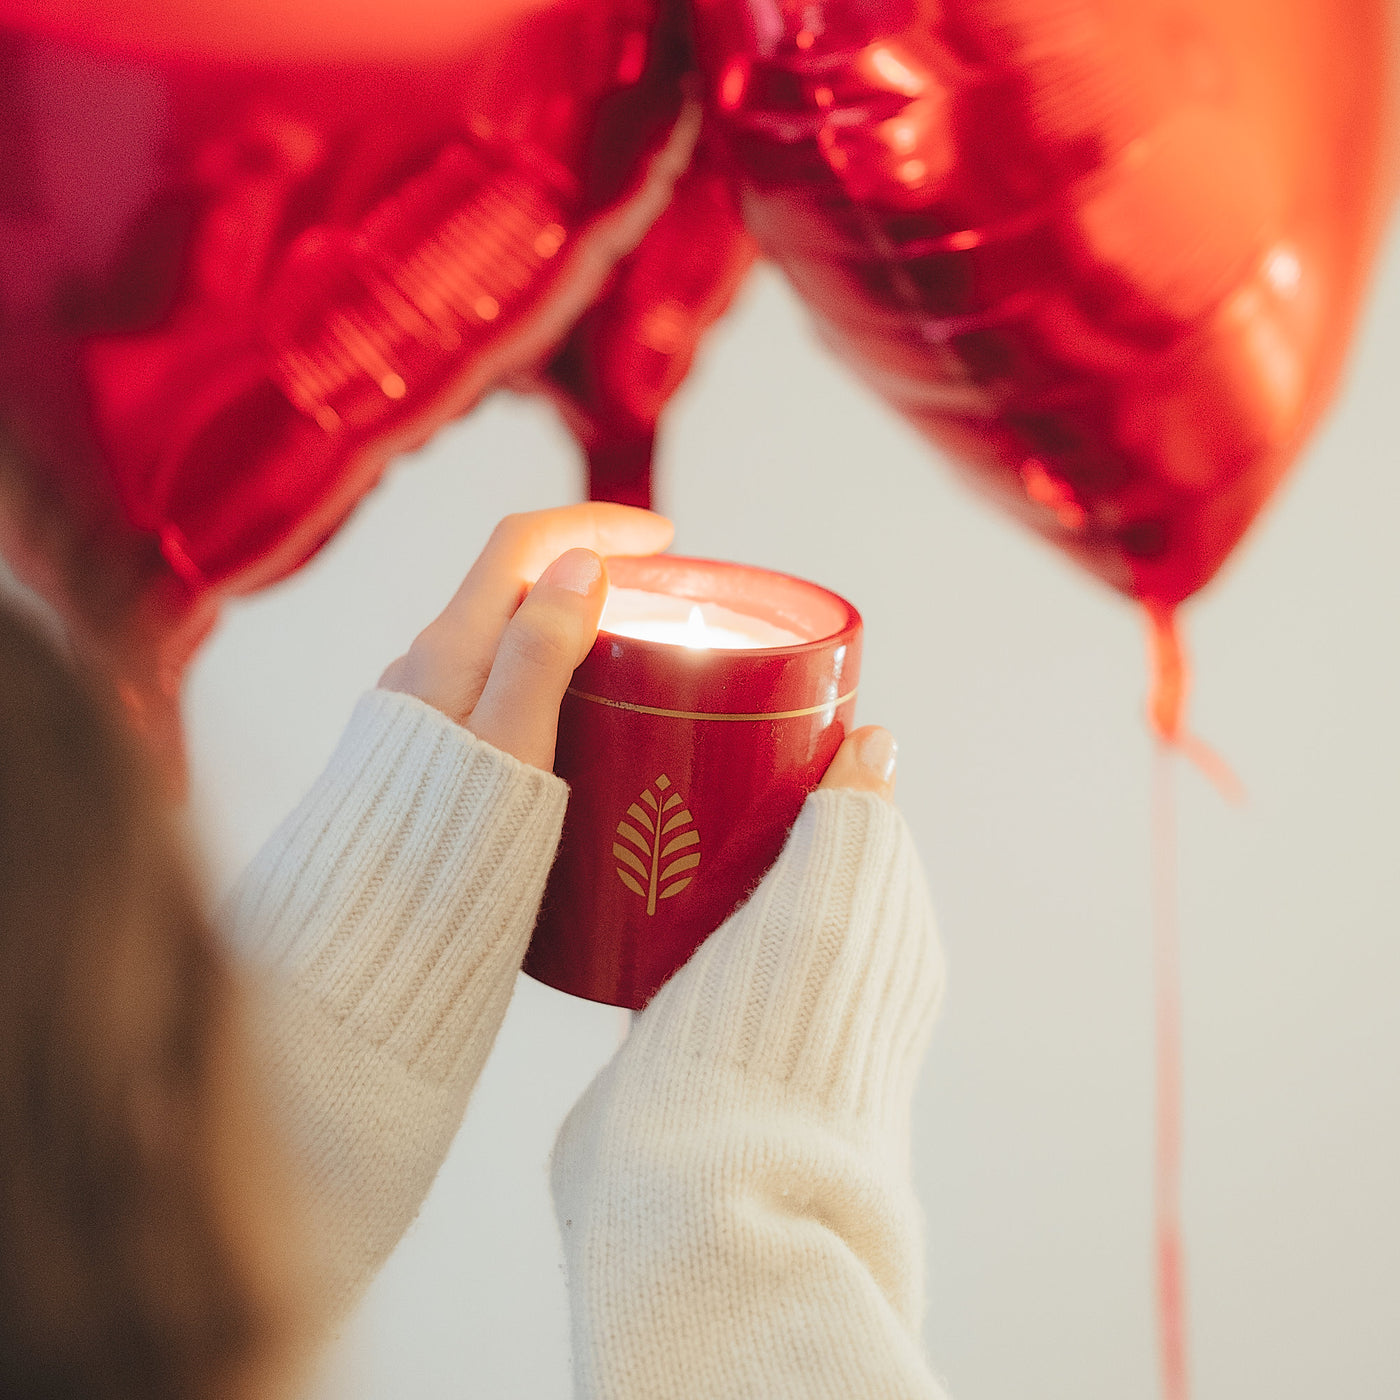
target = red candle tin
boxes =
[525,555,861,1009]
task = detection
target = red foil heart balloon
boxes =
[537,126,758,509]
[689,0,1397,728]
[0,0,698,753]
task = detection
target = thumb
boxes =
[817,725,898,802]
[465,548,606,770]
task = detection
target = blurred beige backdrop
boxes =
[184,223,1400,1398]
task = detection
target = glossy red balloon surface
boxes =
[0,0,559,65]
[538,128,758,508]
[690,0,1397,606]
[0,0,696,721]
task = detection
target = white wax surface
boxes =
[599,587,804,649]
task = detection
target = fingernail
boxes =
[542,548,603,596]
[857,728,897,783]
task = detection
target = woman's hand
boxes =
[818,724,898,801]
[378,503,673,770]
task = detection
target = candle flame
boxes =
[684,604,709,650]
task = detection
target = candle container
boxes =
[525,555,861,1010]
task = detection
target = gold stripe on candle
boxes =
[564,687,859,722]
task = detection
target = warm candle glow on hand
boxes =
[599,588,804,650]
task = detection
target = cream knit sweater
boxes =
[228,688,947,1398]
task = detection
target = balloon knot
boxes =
[1143,601,1245,805]
[1146,601,1185,742]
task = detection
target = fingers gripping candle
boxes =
[525,556,861,1010]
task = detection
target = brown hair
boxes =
[0,597,304,1400]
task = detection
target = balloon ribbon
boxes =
[1152,742,1189,1400]
[1145,606,1247,1400]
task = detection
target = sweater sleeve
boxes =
[550,788,948,1400]
[225,687,568,1317]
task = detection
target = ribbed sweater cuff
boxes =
[226,688,568,1083]
[628,789,944,1134]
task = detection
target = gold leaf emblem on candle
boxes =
[614,774,700,916]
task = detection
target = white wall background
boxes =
[184,224,1400,1399]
